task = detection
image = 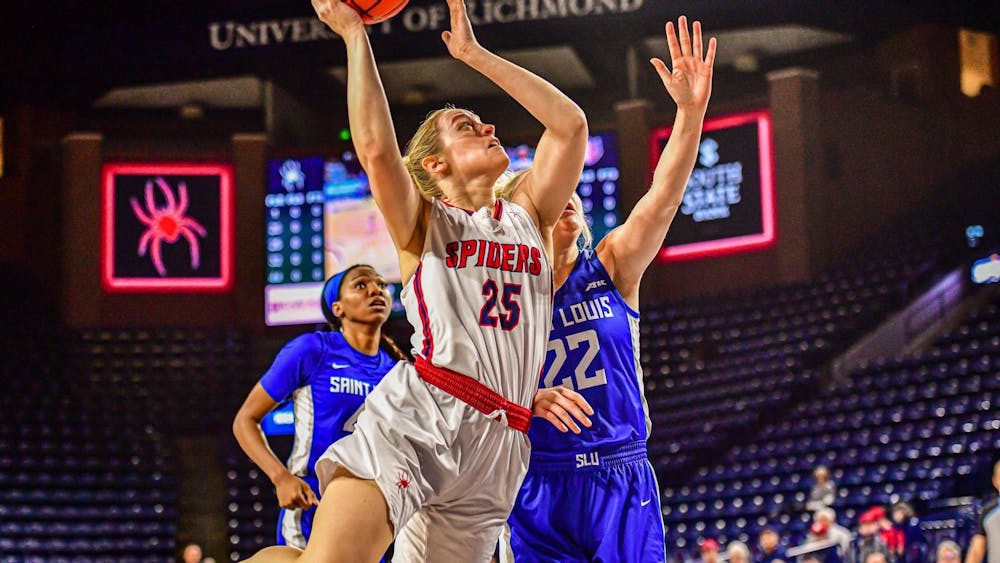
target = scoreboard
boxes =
[652,110,777,262]
[264,151,402,326]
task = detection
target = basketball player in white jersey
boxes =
[242,0,588,561]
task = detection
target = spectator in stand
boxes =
[891,501,926,563]
[808,507,852,563]
[965,459,1000,563]
[806,465,837,512]
[757,527,786,563]
[936,540,962,563]
[701,538,721,563]
[727,541,751,563]
[873,505,904,561]
[865,552,889,563]
[857,507,893,563]
[182,543,204,563]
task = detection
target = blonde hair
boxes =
[574,191,594,249]
[815,507,836,522]
[726,541,750,561]
[402,106,453,200]
[936,540,961,561]
[496,168,593,249]
[495,168,530,201]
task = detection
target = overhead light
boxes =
[179,102,205,120]
[401,84,434,106]
[960,29,997,97]
[733,51,760,73]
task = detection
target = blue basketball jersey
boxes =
[259,331,397,481]
[528,249,650,453]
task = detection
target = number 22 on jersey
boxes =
[543,330,607,390]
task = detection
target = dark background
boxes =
[111,172,224,279]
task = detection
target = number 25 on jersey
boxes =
[479,279,522,331]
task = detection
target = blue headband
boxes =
[322,267,355,309]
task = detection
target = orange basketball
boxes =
[343,0,409,24]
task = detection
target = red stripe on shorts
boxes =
[414,358,531,433]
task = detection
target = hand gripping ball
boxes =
[344,0,409,24]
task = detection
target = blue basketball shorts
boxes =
[504,441,666,563]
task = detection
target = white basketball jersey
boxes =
[402,198,552,408]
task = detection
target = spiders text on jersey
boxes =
[444,239,544,276]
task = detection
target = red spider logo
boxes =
[397,471,411,490]
[129,177,207,277]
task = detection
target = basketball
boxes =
[344,0,409,24]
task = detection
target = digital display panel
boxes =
[261,401,295,436]
[651,110,776,262]
[266,135,623,326]
[971,253,1000,284]
[265,156,326,326]
[265,150,403,326]
[504,132,621,245]
[102,163,233,292]
[966,225,985,248]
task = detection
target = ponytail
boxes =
[380,332,410,362]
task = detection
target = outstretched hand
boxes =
[650,16,716,111]
[441,0,484,61]
[311,0,365,36]
[532,386,595,434]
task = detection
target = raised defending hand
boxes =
[532,386,595,434]
[650,16,716,111]
[311,0,365,36]
[441,0,484,62]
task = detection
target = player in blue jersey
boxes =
[500,16,716,563]
[232,264,406,549]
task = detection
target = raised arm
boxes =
[599,16,716,304]
[441,0,588,228]
[313,0,427,277]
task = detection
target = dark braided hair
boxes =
[320,265,409,362]
[378,331,410,362]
